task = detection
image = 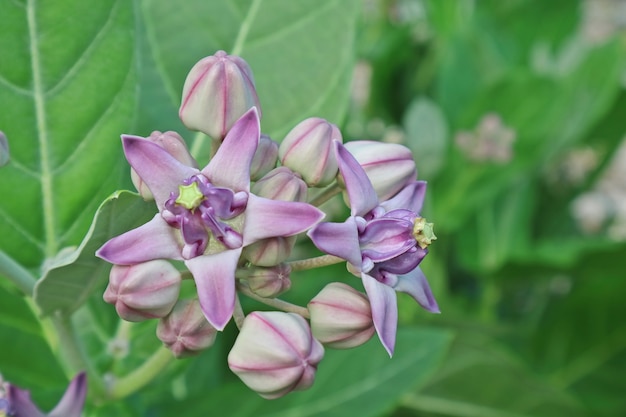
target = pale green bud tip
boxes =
[413,217,436,249]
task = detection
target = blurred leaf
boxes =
[0,0,136,269]
[34,191,155,316]
[141,0,360,139]
[156,327,453,417]
[404,96,449,180]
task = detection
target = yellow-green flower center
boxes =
[175,182,204,210]
[413,217,437,249]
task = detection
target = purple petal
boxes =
[186,248,241,330]
[394,267,440,313]
[380,181,427,213]
[307,217,362,267]
[96,214,183,264]
[362,272,398,356]
[335,141,379,216]
[7,386,45,417]
[122,135,199,209]
[202,107,260,191]
[48,372,87,417]
[242,194,324,246]
[360,218,415,263]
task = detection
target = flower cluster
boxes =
[96,50,439,398]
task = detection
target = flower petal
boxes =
[243,194,324,246]
[96,214,183,264]
[122,135,199,209]
[362,272,398,356]
[380,181,427,213]
[48,372,87,417]
[186,248,241,331]
[394,267,440,313]
[307,217,362,267]
[335,141,379,216]
[360,217,415,263]
[6,386,45,417]
[202,107,260,191]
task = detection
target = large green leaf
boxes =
[141,0,360,139]
[155,327,453,417]
[0,0,136,270]
[33,191,156,316]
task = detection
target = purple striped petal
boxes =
[362,272,398,357]
[186,248,241,330]
[202,107,260,191]
[242,194,324,246]
[307,217,362,267]
[360,217,415,263]
[335,141,379,216]
[394,267,440,313]
[96,214,183,264]
[48,372,87,417]
[380,181,427,213]
[122,135,199,209]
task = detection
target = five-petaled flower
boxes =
[308,141,439,356]
[97,108,324,330]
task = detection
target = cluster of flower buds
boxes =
[97,50,439,399]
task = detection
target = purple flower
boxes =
[6,372,86,417]
[308,142,438,356]
[97,108,324,330]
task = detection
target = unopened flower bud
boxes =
[103,260,181,322]
[308,282,375,349]
[250,134,279,181]
[278,118,342,187]
[157,299,217,358]
[228,311,324,399]
[342,141,416,201]
[0,131,9,167]
[245,264,291,298]
[243,167,307,266]
[179,50,261,140]
[131,131,197,200]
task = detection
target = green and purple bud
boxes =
[131,131,197,200]
[278,117,342,187]
[103,260,181,322]
[157,299,217,358]
[250,134,279,181]
[228,311,324,399]
[244,264,292,298]
[342,141,416,201]
[308,282,375,349]
[179,50,261,140]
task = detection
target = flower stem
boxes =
[108,346,174,400]
[238,284,310,318]
[0,249,37,296]
[308,183,342,207]
[288,254,344,271]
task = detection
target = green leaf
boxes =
[0,0,136,269]
[141,0,360,139]
[156,327,453,417]
[34,191,156,316]
[403,96,449,180]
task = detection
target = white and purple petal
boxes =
[394,267,439,313]
[335,141,379,217]
[307,217,362,267]
[380,180,427,214]
[48,372,87,417]
[362,272,398,357]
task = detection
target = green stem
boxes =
[108,346,174,400]
[238,284,310,318]
[308,183,342,207]
[288,254,344,271]
[0,250,37,296]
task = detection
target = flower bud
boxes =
[0,131,9,167]
[308,282,375,349]
[179,50,261,140]
[157,299,217,358]
[245,264,292,298]
[103,260,181,322]
[243,167,307,266]
[278,118,342,187]
[342,141,416,201]
[228,311,324,399]
[250,134,279,181]
[131,131,197,200]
